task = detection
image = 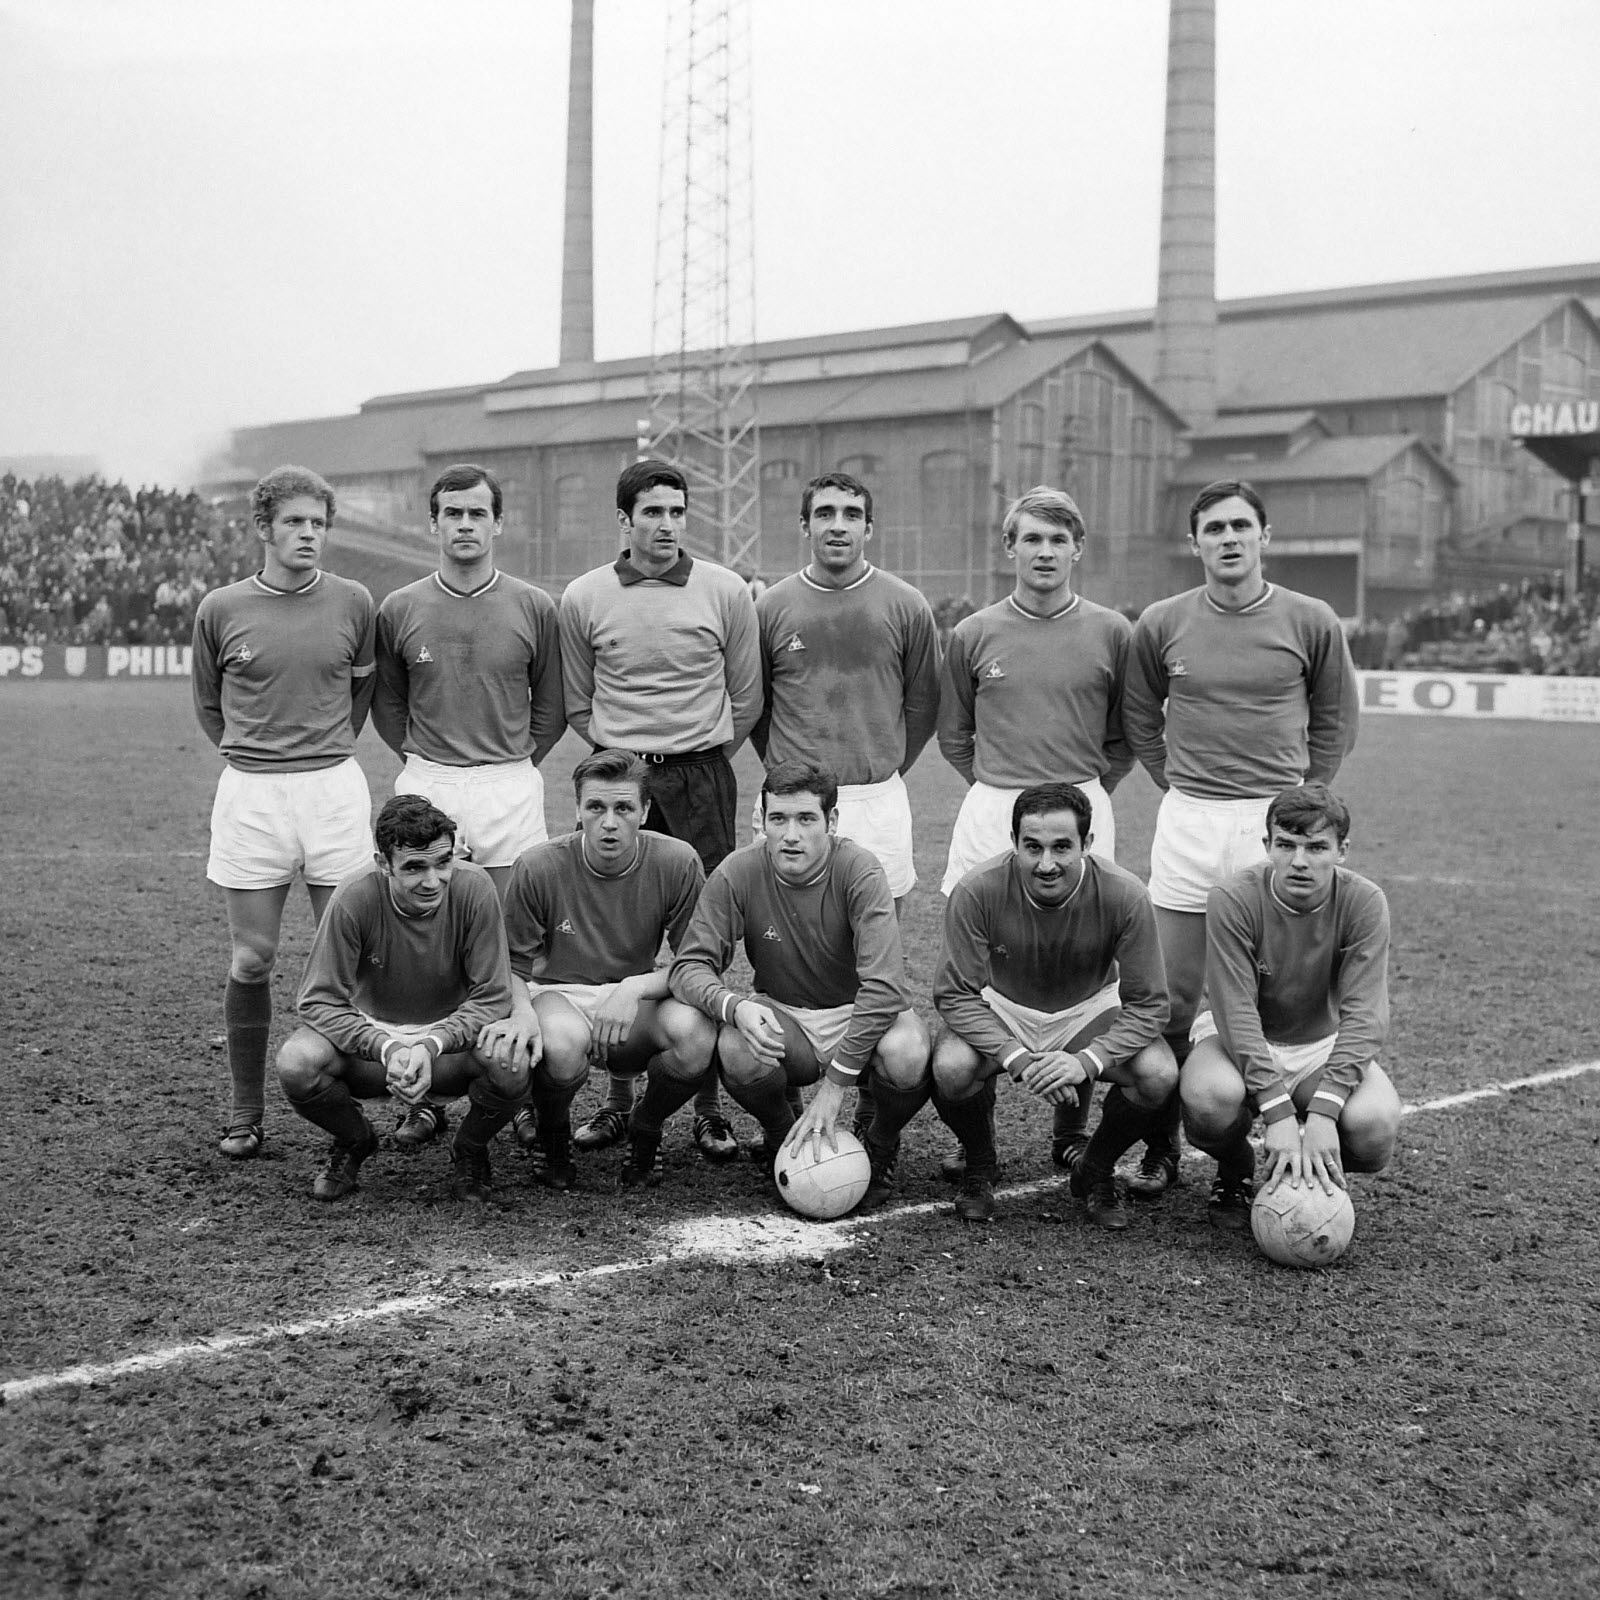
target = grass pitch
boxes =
[3,686,1599,1598]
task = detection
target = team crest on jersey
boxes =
[416,645,434,664]
[556,918,575,935]
[229,643,253,665]
[785,633,806,652]
[1256,957,1273,976]
[984,659,1005,679]
[992,943,1009,958]
[1167,655,1189,677]
[762,925,781,941]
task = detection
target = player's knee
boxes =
[473,1045,531,1100]
[931,1033,982,1100]
[1127,1037,1179,1106]
[539,1013,592,1077]
[1340,1102,1399,1173]
[716,1025,764,1087]
[874,1014,932,1090]
[662,1002,716,1072]
[229,941,276,985]
[276,1030,331,1098]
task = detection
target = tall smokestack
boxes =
[1152,0,1217,429]
[559,0,595,366]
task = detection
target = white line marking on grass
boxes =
[7,1058,1598,1406]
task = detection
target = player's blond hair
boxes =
[1002,486,1084,546]
[252,465,335,529]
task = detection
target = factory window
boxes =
[920,451,970,537]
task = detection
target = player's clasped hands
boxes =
[1017,1049,1091,1103]
[1263,1114,1346,1195]
[385,1042,435,1106]
[477,1009,543,1070]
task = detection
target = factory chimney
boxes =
[559,0,596,366]
[1152,0,1217,429]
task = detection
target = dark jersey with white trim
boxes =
[192,571,375,772]
[502,830,704,985]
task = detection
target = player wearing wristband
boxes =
[497,749,717,1190]
[1122,479,1359,1200]
[192,465,376,1163]
[931,782,1176,1227]
[668,760,930,1204]
[275,796,525,1203]
[1179,784,1399,1228]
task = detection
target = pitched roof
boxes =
[1167,434,1455,485]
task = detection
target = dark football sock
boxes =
[867,1076,930,1148]
[692,1076,724,1119]
[286,1081,372,1146]
[721,1067,795,1146]
[457,1079,526,1152]
[1080,1086,1156,1182]
[632,1058,708,1138]
[223,975,272,1124]
[932,1077,998,1176]
[600,1071,635,1117]
[1050,1080,1094,1144]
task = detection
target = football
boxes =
[1251,1180,1356,1268]
[773,1131,872,1219]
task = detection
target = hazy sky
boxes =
[4,0,1600,483]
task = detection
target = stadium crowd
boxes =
[0,472,257,648]
[1346,574,1600,676]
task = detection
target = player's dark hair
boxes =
[1011,781,1092,844]
[1188,479,1268,538]
[761,759,838,819]
[800,470,873,524]
[616,458,689,519]
[1003,485,1085,545]
[572,747,651,805]
[1266,783,1351,846]
[429,463,502,520]
[375,794,457,861]
[252,465,335,530]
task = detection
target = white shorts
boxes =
[1190,1011,1343,1096]
[530,981,612,1026]
[207,758,373,891]
[981,980,1122,1056]
[394,754,546,869]
[1147,788,1271,913]
[941,777,1114,896]
[751,773,916,897]
[757,997,858,1063]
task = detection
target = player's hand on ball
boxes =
[783,1077,844,1165]
[1262,1117,1303,1191]
[386,1042,434,1105]
[1019,1050,1089,1101]
[1300,1113,1346,1194]
[733,1000,787,1069]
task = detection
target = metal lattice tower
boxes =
[643,0,761,573]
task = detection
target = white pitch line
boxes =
[6,1057,1597,1406]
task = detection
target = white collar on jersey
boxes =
[799,563,876,593]
[1203,582,1274,616]
[250,570,324,597]
[1005,591,1080,622]
[432,570,501,599]
[580,835,645,880]
[1020,856,1088,912]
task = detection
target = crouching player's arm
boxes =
[1294,888,1393,1192]
[478,974,545,1074]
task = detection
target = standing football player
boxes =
[936,485,1134,1175]
[558,459,761,1162]
[1180,784,1399,1225]
[276,795,526,1202]
[192,465,376,1162]
[668,760,931,1205]
[931,782,1175,1226]
[1122,480,1359,1204]
[751,470,941,910]
[496,749,717,1189]
[373,463,565,1152]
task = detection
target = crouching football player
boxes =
[1180,783,1400,1229]
[497,749,717,1189]
[669,760,931,1203]
[931,782,1176,1226]
[276,795,527,1202]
